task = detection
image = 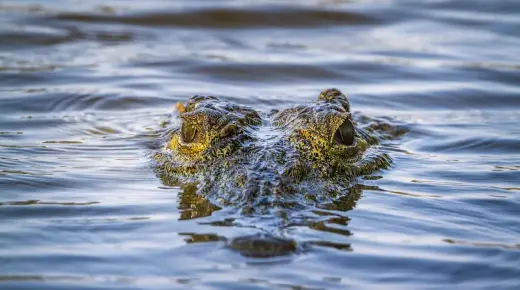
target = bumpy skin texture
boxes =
[166,95,262,164]
[154,89,392,214]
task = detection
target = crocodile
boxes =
[153,88,402,257]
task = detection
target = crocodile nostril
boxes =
[334,119,355,146]
[181,123,198,143]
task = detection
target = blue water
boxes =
[1,0,519,289]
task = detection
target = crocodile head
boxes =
[154,89,391,212]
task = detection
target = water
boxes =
[1,0,519,289]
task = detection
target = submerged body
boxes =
[154,89,394,214]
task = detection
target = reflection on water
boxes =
[177,183,221,220]
[1,0,520,289]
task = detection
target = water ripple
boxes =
[50,7,382,29]
[1,0,519,289]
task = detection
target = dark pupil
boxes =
[334,120,355,146]
[181,123,197,143]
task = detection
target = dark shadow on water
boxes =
[227,234,298,258]
[173,183,377,258]
[48,7,381,29]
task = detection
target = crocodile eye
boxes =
[181,123,198,143]
[334,119,355,146]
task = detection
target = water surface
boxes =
[1,0,519,289]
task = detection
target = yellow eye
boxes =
[181,123,198,143]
